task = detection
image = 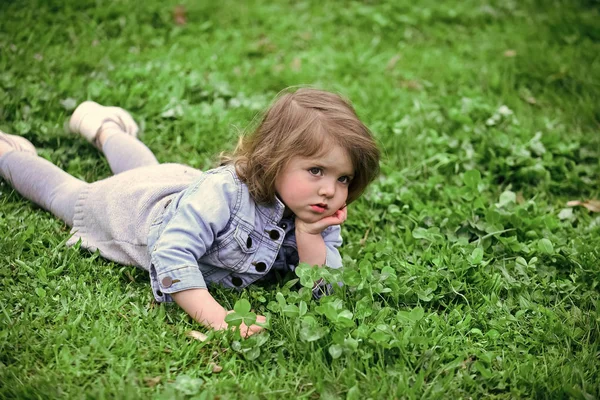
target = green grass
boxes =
[1,0,600,398]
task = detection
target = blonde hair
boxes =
[222,88,380,204]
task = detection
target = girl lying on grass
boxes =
[0,88,380,337]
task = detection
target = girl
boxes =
[0,88,380,337]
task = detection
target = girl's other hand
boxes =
[296,205,347,235]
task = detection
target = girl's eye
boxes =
[338,176,351,184]
[308,167,322,176]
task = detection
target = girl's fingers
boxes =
[295,205,349,234]
[324,208,347,225]
[238,315,267,337]
[241,324,264,338]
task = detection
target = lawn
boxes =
[1,0,599,398]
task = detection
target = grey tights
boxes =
[0,133,158,226]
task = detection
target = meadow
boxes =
[1,0,599,398]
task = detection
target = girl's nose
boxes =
[318,180,336,198]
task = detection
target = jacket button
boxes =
[161,276,173,288]
[246,236,253,248]
[269,230,280,240]
[231,276,243,287]
[156,290,163,297]
[255,262,267,272]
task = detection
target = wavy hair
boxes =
[221,88,380,205]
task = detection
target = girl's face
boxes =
[275,145,354,224]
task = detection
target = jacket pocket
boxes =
[214,224,257,271]
[233,224,259,254]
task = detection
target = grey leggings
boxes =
[0,134,158,226]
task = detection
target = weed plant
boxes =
[1,0,599,398]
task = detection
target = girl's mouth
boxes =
[310,203,327,213]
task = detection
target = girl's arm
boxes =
[295,206,347,266]
[150,171,264,336]
[295,228,327,266]
[172,288,265,337]
[172,288,227,328]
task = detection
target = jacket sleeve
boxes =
[321,225,343,269]
[149,171,239,302]
[311,225,343,300]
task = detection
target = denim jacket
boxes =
[147,165,343,302]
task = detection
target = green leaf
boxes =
[470,247,484,264]
[245,347,261,361]
[299,324,328,342]
[342,269,361,286]
[254,332,270,347]
[294,263,312,278]
[242,313,257,327]
[233,299,251,315]
[397,310,412,323]
[412,227,441,242]
[370,331,390,343]
[538,238,554,254]
[347,385,361,400]
[173,375,204,395]
[515,257,528,269]
[282,304,300,318]
[328,344,343,359]
[416,290,433,302]
[558,208,573,220]
[497,190,516,208]
[344,338,359,352]
[282,278,300,289]
[486,329,500,339]
[231,341,242,352]
[224,312,243,327]
[315,302,340,321]
[298,301,307,317]
[276,292,287,307]
[469,328,483,336]
[409,306,424,321]
[299,275,314,288]
[380,266,397,280]
[37,267,47,283]
[463,169,481,188]
[35,287,46,298]
[338,310,353,321]
[412,227,430,240]
[473,361,493,379]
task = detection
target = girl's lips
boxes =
[310,204,327,213]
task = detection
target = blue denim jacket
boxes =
[147,165,343,302]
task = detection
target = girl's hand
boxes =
[173,289,265,339]
[227,313,267,338]
[296,205,347,235]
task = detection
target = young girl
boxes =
[0,88,380,337]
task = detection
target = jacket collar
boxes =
[256,195,286,223]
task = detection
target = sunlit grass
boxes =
[1,0,599,398]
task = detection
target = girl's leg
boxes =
[96,121,159,174]
[0,134,86,227]
[69,101,159,175]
